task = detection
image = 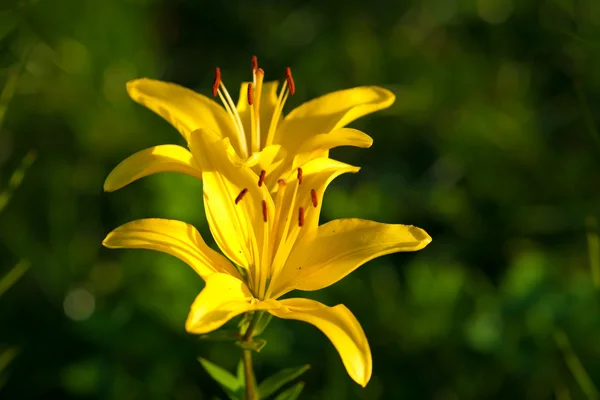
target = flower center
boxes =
[211,56,296,160]
[234,167,318,299]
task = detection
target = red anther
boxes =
[297,168,303,184]
[212,67,221,97]
[258,170,266,187]
[251,55,258,71]
[235,188,248,204]
[285,67,295,95]
[298,207,305,227]
[262,200,268,222]
[248,83,254,105]
[311,189,318,207]
[278,179,287,186]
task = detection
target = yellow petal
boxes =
[253,144,285,175]
[127,78,235,142]
[292,128,373,170]
[188,128,273,270]
[268,298,372,387]
[272,219,431,296]
[237,81,280,149]
[297,128,373,154]
[102,218,240,280]
[266,158,360,298]
[227,143,286,179]
[185,273,279,334]
[103,145,202,192]
[285,158,360,236]
[274,86,395,152]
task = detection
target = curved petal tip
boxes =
[409,226,432,249]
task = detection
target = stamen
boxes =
[285,67,295,95]
[269,177,288,265]
[311,189,318,207]
[247,83,253,105]
[235,188,248,204]
[264,79,288,147]
[258,170,266,187]
[298,207,305,227]
[262,200,268,222]
[251,55,258,71]
[297,168,303,184]
[212,67,221,97]
[216,75,249,158]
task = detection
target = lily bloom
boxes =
[103,128,431,386]
[103,57,395,193]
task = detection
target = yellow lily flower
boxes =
[103,128,431,387]
[104,56,395,193]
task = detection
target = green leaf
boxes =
[253,312,273,336]
[198,357,243,400]
[236,360,244,383]
[273,381,305,400]
[235,357,258,397]
[259,365,310,399]
[235,338,267,353]
[0,68,20,131]
[554,330,599,399]
[237,312,252,332]
[0,151,37,214]
[0,260,29,297]
[198,330,241,342]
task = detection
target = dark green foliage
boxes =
[1,0,600,398]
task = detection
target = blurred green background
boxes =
[2,0,600,398]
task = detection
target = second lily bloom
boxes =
[104,57,395,192]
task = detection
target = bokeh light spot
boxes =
[279,10,318,47]
[63,288,95,321]
[477,0,513,24]
[57,38,90,74]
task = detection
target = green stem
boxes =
[586,216,600,288]
[241,311,263,400]
[554,329,599,399]
[242,350,254,400]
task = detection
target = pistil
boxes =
[252,69,264,152]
